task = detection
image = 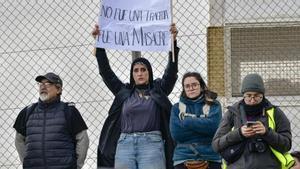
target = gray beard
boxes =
[39,93,49,102]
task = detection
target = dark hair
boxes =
[181,72,217,104]
[181,72,207,96]
[129,57,153,88]
[291,151,300,161]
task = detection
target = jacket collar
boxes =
[179,94,204,105]
[38,97,61,109]
[228,98,274,115]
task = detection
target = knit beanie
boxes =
[241,73,265,94]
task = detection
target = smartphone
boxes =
[246,121,257,127]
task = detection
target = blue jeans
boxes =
[115,131,166,169]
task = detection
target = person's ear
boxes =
[55,85,62,95]
[58,88,62,95]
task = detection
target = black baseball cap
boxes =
[35,72,63,86]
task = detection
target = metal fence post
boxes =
[132,51,141,61]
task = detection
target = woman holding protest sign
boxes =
[92,23,179,169]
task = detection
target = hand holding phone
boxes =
[246,121,257,127]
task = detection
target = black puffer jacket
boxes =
[24,99,76,169]
[95,44,179,169]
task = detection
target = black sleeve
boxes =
[70,106,88,136]
[96,48,125,96]
[13,107,27,136]
[159,40,179,95]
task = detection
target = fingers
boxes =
[170,23,178,33]
[251,122,266,135]
[170,23,178,40]
[92,24,100,39]
[241,125,256,137]
[244,121,266,136]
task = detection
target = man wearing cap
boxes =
[13,72,89,169]
[212,73,293,169]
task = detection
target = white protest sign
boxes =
[96,0,171,52]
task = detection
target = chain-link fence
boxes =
[1,0,299,168]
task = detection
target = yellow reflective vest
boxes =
[267,108,295,169]
[222,107,295,169]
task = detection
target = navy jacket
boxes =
[23,99,76,169]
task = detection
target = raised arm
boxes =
[159,23,179,95]
[93,25,125,95]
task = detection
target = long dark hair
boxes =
[181,72,217,104]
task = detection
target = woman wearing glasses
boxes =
[212,73,293,169]
[170,72,222,169]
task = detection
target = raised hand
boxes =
[170,23,178,40]
[92,24,100,39]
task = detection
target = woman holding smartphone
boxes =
[212,73,294,169]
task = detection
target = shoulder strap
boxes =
[202,104,210,117]
[228,104,244,129]
[179,101,210,117]
[63,102,77,142]
[178,101,200,120]
[25,103,38,120]
[239,104,247,126]
[63,102,74,135]
[178,102,187,120]
[179,101,186,113]
[24,103,38,136]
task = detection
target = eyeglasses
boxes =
[184,83,200,90]
[37,82,54,88]
[243,94,263,101]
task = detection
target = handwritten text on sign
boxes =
[96,0,171,51]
